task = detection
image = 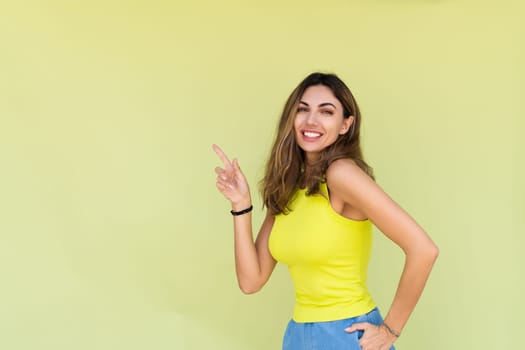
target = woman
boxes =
[213,72,438,350]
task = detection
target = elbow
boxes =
[238,280,262,295]
[428,242,439,261]
[240,287,259,295]
[407,241,439,264]
[422,242,439,264]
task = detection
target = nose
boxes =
[305,111,319,125]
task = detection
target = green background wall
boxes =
[1,1,523,349]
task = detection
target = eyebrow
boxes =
[299,101,337,109]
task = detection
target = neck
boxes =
[305,153,320,165]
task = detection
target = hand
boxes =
[212,144,251,209]
[345,322,396,350]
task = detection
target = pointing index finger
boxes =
[212,144,232,168]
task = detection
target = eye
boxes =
[321,109,334,115]
[297,107,308,113]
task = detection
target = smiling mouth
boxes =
[303,131,323,138]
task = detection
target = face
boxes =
[294,85,353,163]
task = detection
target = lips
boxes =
[303,131,321,138]
[301,129,323,142]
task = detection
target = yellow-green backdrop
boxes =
[1,1,523,349]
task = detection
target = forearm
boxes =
[231,202,263,293]
[383,246,439,335]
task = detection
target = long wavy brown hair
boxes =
[260,72,374,215]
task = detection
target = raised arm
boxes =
[326,159,439,350]
[212,144,277,294]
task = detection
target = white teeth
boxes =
[304,131,321,138]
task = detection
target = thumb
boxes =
[233,158,243,173]
[345,322,368,333]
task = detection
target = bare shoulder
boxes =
[326,158,371,189]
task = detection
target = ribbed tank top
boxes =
[269,182,375,322]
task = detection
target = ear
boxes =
[339,116,354,135]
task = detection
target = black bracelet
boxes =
[230,205,253,216]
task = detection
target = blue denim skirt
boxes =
[282,308,396,350]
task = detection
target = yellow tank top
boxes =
[269,182,376,322]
